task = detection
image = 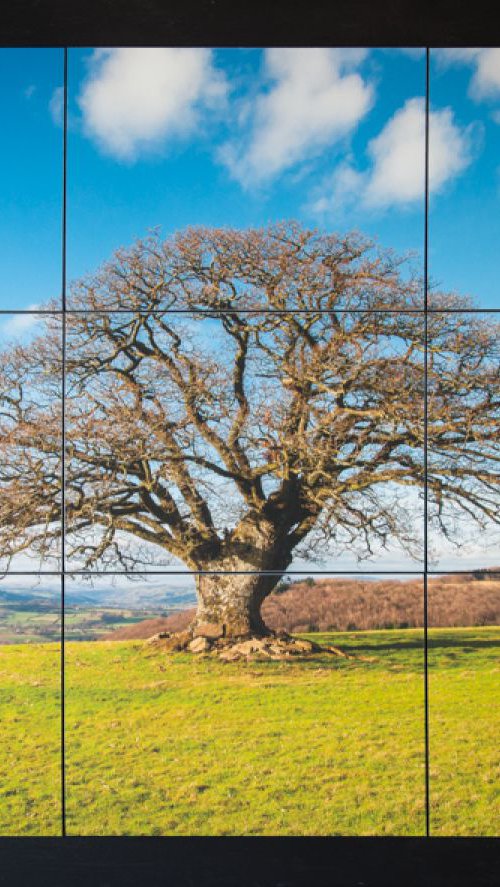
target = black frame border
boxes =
[1,8,499,883]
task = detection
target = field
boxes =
[0,642,61,835]
[0,602,172,644]
[0,626,498,836]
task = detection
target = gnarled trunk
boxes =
[193,570,281,639]
[188,511,296,640]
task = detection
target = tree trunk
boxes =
[188,511,296,640]
[192,570,281,640]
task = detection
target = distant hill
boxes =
[103,611,194,640]
[102,572,500,640]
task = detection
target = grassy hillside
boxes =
[0,627,498,836]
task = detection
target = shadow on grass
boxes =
[337,639,424,653]
[427,637,499,651]
[348,637,498,654]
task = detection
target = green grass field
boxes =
[0,642,61,835]
[0,627,498,836]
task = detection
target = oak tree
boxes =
[0,223,498,640]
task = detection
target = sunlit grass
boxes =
[0,627,497,836]
[62,628,426,836]
[427,627,500,836]
[0,642,61,835]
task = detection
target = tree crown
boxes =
[0,223,498,571]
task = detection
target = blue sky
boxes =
[0,49,63,309]
[1,47,500,311]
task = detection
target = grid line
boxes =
[423,46,431,839]
[60,45,67,838]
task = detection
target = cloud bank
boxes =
[62,48,485,214]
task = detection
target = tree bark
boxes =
[193,570,281,639]
[186,510,297,640]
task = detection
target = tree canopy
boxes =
[0,223,498,581]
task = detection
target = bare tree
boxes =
[0,223,498,641]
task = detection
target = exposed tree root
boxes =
[146,629,376,662]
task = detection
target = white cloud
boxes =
[435,48,479,65]
[311,97,474,215]
[218,48,373,188]
[1,306,41,338]
[366,98,473,207]
[311,160,364,214]
[49,85,64,126]
[435,48,500,102]
[470,48,500,100]
[77,48,227,161]
[363,98,427,206]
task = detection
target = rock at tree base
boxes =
[146,630,357,661]
[216,636,319,661]
[188,636,211,653]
